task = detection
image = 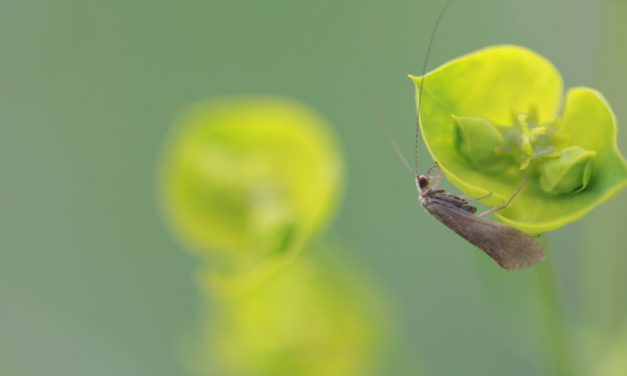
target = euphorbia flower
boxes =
[410,45,627,233]
[159,97,343,294]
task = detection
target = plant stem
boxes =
[535,239,578,376]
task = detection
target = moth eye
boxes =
[417,176,430,189]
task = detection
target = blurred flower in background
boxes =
[194,251,388,376]
[158,97,393,375]
[159,97,343,295]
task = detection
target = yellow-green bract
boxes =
[410,45,627,233]
[158,97,343,293]
[193,253,388,376]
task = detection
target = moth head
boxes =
[416,175,430,192]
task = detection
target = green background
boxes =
[1,0,626,375]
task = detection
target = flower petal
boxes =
[410,45,563,125]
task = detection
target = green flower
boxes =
[195,252,388,376]
[158,97,343,292]
[410,45,627,233]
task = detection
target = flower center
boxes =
[504,111,564,170]
[452,108,597,195]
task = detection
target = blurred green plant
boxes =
[592,325,627,376]
[160,96,394,376]
[159,97,343,294]
[410,45,627,233]
[192,252,388,376]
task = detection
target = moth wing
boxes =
[424,200,546,270]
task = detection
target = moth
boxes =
[415,167,545,270]
[381,0,546,270]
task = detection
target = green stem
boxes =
[536,239,578,376]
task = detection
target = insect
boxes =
[384,0,546,270]
[416,164,545,270]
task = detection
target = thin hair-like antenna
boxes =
[365,93,415,176]
[415,0,455,173]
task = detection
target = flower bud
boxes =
[453,115,508,172]
[539,146,596,194]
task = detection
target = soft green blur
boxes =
[159,97,343,296]
[158,96,391,375]
[193,250,390,376]
[1,1,627,376]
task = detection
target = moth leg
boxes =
[429,174,443,189]
[477,174,528,217]
[426,162,441,177]
[465,191,493,202]
[427,162,443,189]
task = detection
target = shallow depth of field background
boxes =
[1,0,626,375]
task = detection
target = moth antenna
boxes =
[364,92,415,176]
[415,0,455,173]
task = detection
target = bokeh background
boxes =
[1,0,626,375]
